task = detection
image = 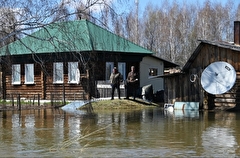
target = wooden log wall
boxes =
[5,63,43,100]
[4,62,90,101]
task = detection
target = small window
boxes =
[106,62,114,81]
[25,64,34,84]
[149,68,158,76]
[53,62,63,84]
[68,62,80,84]
[12,64,21,85]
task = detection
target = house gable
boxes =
[182,40,240,72]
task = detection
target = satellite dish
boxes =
[201,61,236,95]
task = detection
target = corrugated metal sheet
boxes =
[0,20,153,56]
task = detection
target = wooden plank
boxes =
[214,98,236,103]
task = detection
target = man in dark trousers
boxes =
[110,67,122,100]
[125,66,138,100]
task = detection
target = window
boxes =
[25,64,34,84]
[12,64,21,85]
[68,62,80,84]
[118,62,126,80]
[149,68,158,76]
[106,62,114,80]
[53,62,63,83]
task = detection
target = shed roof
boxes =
[182,40,240,71]
[0,19,153,56]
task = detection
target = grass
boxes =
[79,98,159,110]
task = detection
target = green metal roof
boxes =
[0,20,153,56]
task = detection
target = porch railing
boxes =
[96,80,126,98]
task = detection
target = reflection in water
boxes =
[202,127,237,157]
[0,108,240,157]
[164,109,199,119]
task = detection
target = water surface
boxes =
[0,107,240,157]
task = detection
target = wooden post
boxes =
[17,94,21,110]
[38,93,40,106]
[11,94,14,107]
[62,84,65,105]
[33,95,35,106]
[41,68,46,99]
[51,93,54,107]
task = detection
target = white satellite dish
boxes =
[201,61,236,95]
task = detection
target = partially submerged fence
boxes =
[1,93,64,110]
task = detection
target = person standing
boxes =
[110,67,122,100]
[125,66,138,100]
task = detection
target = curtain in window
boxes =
[12,64,21,84]
[68,62,79,83]
[25,64,34,83]
[118,62,126,80]
[53,62,63,83]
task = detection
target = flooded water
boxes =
[0,106,240,157]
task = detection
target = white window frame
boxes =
[12,64,21,85]
[68,62,80,84]
[53,62,63,84]
[106,62,114,81]
[25,64,34,84]
[118,62,126,80]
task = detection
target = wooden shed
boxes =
[163,21,240,110]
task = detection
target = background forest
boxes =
[0,0,240,67]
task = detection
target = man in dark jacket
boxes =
[125,66,138,100]
[110,67,122,100]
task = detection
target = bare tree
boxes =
[52,0,70,22]
[128,0,238,66]
[0,0,238,68]
[0,8,17,47]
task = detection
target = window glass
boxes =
[25,64,34,84]
[53,62,63,83]
[68,62,79,84]
[106,62,114,81]
[149,68,158,76]
[12,64,21,85]
[118,62,126,80]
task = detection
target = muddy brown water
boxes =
[0,107,240,157]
